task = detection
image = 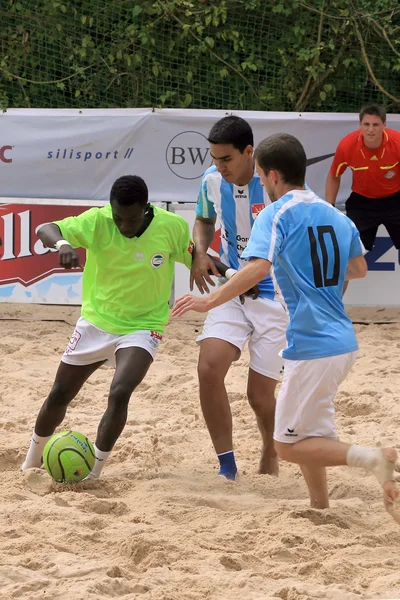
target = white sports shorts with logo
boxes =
[274,351,358,443]
[62,317,163,367]
[196,296,288,380]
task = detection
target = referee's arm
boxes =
[325,171,341,206]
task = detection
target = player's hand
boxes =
[239,284,260,304]
[58,244,81,269]
[171,294,210,317]
[190,251,220,294]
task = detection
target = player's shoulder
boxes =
[310,195,358,232]
[153,205,188,230]
[201,165,220,182]
[97,204,112,217]
[274,189,314,211]
[64,205,104,222]
[273,189,340,220]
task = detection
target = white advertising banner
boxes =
[0,108,152,203]
[0,108,399,307]
[2,108,400,206]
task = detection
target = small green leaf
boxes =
[183,93,192,107]
[133,5,142,18]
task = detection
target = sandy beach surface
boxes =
[0,303,400,600]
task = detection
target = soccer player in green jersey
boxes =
[22,175,194,479]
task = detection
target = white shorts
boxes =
[62,317,163,367]
[274,351,358,443]
[196,296,288,380]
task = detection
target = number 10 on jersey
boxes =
[308,225,340,287]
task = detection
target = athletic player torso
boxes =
[197,166,275,300]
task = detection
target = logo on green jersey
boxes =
[151,253,165,268]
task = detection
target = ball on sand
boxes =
[43,430,95,483]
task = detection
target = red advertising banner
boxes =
[0,204,89,286]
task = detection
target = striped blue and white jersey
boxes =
[196,165,275,299]
[242,188,363,360]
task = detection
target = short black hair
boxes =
[359,103,386,122]
[110,175,148,207]
[208,115,254,152]
[255,133,306,187]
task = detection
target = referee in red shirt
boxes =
[326,104,400,250]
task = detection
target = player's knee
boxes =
[247,392,262,414]
[197,357,222,384]
[247,389,275,414]
[108,382,134,408]
[274,441,293,462]
[46,383,75,407]
[247,379,276,414]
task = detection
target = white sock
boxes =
[21,430,53,471]
[88,445,111,479]
[346,444,394,486]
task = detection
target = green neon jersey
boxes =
[54,205,193,334]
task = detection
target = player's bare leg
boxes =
[22,361,103,471]
[198,338,240,479]
[89,346,153,479]
[300,464,329,508]
[275,438,399,521]
[247,369,279,476]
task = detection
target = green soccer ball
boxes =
[43,430,95,483]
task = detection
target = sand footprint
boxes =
[23,469,53,496]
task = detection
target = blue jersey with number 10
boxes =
[242,189,363,360]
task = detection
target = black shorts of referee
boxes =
[345,190,400,251]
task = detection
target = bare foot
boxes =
[258,452,279,476]
[373,448,400,524]
[309,498,330,509]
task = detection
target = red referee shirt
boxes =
[330,128,400,198]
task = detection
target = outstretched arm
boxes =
[37,223,81,269]
[172,258,270,317]
[207,255,260,301]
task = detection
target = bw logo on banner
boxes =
[166,131,213,180]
